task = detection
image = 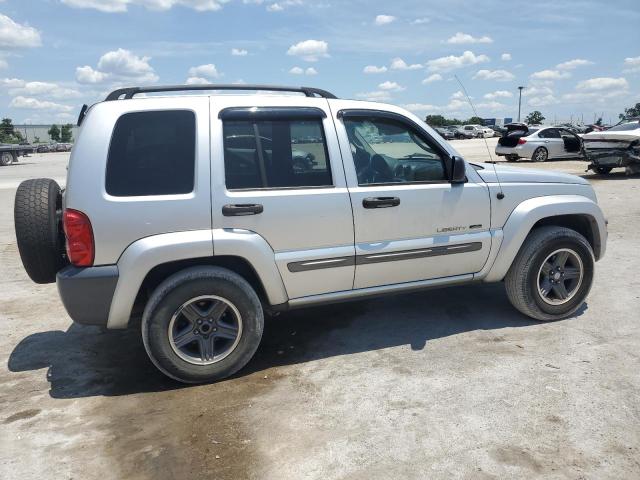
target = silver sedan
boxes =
[495,125,583,162]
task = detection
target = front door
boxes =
[211,97,354,299]
[331,103,492,289]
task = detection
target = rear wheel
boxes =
[532,147,548,162]
[506,154,518,162]
[0,152,12,166]
[14,178,66,283]
[595,166,613,175]
[505,226,594,321]
[142,266,264,384]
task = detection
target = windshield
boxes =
[608,121,640,132]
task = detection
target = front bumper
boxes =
[56,265,119,327]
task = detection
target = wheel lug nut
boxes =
[197,319,202,324]
[194,329,199,334]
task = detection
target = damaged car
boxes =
[582,118,640,175]
[495,123,583,162]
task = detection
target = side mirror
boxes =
[450,155,467,184]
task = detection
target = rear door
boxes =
[537,128,564,157]
[210,96,354,299]
[330,102,492,289]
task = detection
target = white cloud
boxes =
[402,103,439,112]
[576,77,629,91]
[450,90,465,100]
[10,96,73,112]
[374,15,396,26]
[231,48,248,56]
[0,59,8,70]
[473,69,515,81]
[363,65,387,74]
[484,90,513,100]
[75,48,159,84]
[188,63,220,79]
[8,81,81,99]
[75,66,108,84]
[476,101,507,111]
[61,0,231,13]
[530,69,571,80]
[426,50,489,72]
[266,0,301,11]
[289,66,317,75]
[411,18,429,25]
[185,76,209,84]
[501,53,511,61]
[378,81,405,91]
[623,56,640,73]
[556,58,593,70]
[0,14,42,48]
[527,95,558,107]
[287,39,329,62]
[446,32,492,44]
[422,74,442,84]
[522,85,554,97]
[390,57,422,70]
[355,90,392,102]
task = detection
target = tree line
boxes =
[0,118,73,144]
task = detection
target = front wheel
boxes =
[142,266,264,383]
[505,226,594,321]
[0,152,12,166]
[532,147,548,162]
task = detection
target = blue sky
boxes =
[0,0,638,125]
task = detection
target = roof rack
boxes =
[104,84,338,101]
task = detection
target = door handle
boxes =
[222,203,264,216]
[363,197,400,209]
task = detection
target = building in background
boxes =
[13,124,79,143]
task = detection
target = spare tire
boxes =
[14,178,66,284]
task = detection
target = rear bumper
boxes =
[56,265,119,327]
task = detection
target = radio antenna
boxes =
[454,75,505,200]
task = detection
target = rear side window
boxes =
[106,110,196,196]
[223,119,332,190]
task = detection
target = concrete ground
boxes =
[1,142,639,479]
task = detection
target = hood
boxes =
[474,163,589,185]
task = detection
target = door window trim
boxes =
[337,109,453,185]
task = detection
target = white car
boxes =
[583,118,640,174]
[495,124,583,162]
[459,124,493,139]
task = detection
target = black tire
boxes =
[506,155,518,162]
[14,178,66,284]
[505,226,594,321]
[142,266,264,384]
[0,152,12,166]
[595,166,612,175]
[532,147,548,162]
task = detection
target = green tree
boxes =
[467,116,484,125]
[595,117,603,126]
[48,124,61,142]
[425,115,447,127]
[525,111,545,124]
[60,124,73,143]
[619,102,640,120]
[0,118,22,143]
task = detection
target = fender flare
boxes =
[482,195,606,282]
[107,229,288,329]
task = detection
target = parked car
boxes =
[443,125,466,139]
[495,124,583,162]
[489,125,507,137]
[434,127,455,140]
[13,83,607,384]
[459,124,493,138]
[582,118,640,175]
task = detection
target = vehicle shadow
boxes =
[8,283,582,399]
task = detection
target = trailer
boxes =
[0,144,35,166]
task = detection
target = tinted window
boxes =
[538,128,561,139]
[343,117,447,185]
[106,110,195,196]
[223,119,332,190]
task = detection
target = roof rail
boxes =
[104,84,338,101]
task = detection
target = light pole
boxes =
[517,86,525,122]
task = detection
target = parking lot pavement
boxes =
[1,146,639,479]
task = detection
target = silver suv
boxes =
[14,84,607,383]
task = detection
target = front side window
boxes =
[539,128,561,139]
[343,116,447,185]
[106,110,196,197]
[223,118,332,190]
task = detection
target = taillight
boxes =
[517,138,527,145]
[63,209,94,267]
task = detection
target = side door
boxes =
[330,103,491,290]
[537,128,564,158]
[210,97,354,299]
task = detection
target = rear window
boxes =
[106,110,196,196]
[223,118,332,190]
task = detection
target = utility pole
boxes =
[517,86,525,122]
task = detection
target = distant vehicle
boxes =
[54,143,73,152]
[495,124,583,162]
[0,143,34,166]
[489,125,507,137]
[582,118,640,175]
[434,127,455,140]
[460,124,493,138]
